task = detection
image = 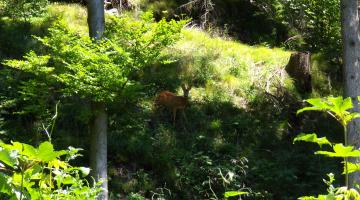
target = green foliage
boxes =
[105,12,187,71]
[346,162,360,175]
[0,140,101,199]
[315,144,360,158]
[165,29,291,102]
[299,174,360,200]
[294,133,331,147]
[297,97,360,127]
[0,0,48,21]
[224,190,249,198]
[309,53,342,97]
[255,0,341,53]
[176,151,249,199]
[282,0,341,52]
[295,96,360,198]
[1,3,338,199]
[4,13,185,103]
[46,3,88,33]
[128,192,145,200]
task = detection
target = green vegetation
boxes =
[0,140,101,199]
[0,1,351,200]
[294,97,360,199]
[0,0,48,21]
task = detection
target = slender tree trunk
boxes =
[87,0,105,40]
[87,0,107,199]
[341,0,360,188]
[90,102,108,199]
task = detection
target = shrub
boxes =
[0,0,48,21]
[0,140,101,199]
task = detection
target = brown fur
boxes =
[154,84,192,124]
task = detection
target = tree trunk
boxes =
[87,0,107,199]
[87,0,105,40]
[341,0,360,188]
[285,52,312,93]
[90,102,108,200]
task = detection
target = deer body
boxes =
[154,85,191,124]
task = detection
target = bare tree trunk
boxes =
[341,0,360,188]
[87,0,105,40]
[87,0,107,199]
[285,52,312,93]
[90,102,108,200]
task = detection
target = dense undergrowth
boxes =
[0,3,343,200]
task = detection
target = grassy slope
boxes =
[175,29,291,106]
[47,3,88,33]
[1,3,337,199]
[46,4,292,105]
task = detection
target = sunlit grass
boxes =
[47,3,88,34]
[43,4,293,107]
[173,28,292,106]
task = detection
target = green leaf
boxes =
[336,187,360,199]
[0,173,12,195]
[298,196,318,200]
[297,98,329,115]
[293,133,332,147]
[297,96,360,126]
[344,112,360,124]
[37,142,66,162]
[12,142,37,159]
[0,148,16,168]
[315,144,360,158]
[224,191,248,198]
[328,96,352,115]
[339,97,353,112]
[78,167,90,177]
[37,142,56,162]
[62,175,76,185]
[344,162,360,174]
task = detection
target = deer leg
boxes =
[182,109,188,124]
[173,108,177,125]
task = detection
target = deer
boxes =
[154,84,192,125]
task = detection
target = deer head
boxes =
[155,84,192,124]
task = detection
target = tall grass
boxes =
[47,3,88,34]
[171,28,291,106]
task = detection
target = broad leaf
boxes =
[60,175,76,185]
[12,142,37,159]
[297,98,330,115]
[336,187,360,199]
[0,173,12,195]
[293,133,331,147]
[224,191,248,198]
[328,96,352,116]
[0,148,16,168]
[37,142,66,162]
[344,112,360,124]
[344,162,360,174]
[315,144,360,158]
[78,167,90,177]
[297,96,360,126]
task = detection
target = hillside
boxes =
[0,3,339,200]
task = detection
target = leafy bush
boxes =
[0,0,48,21]
[176,151,249,199]
[0,140,101,199]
